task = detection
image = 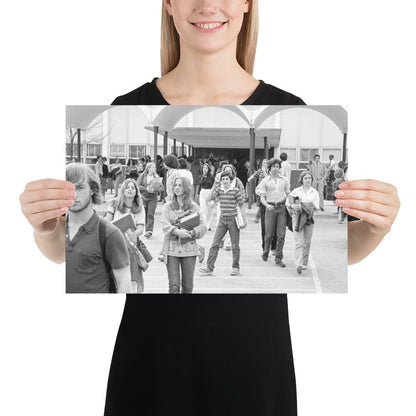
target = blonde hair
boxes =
[161,0,259,76]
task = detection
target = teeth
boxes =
[195,22,223,29]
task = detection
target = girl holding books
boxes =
[105,179,145,293]
[161,175,207,294]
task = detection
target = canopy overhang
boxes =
[144,127,281,148]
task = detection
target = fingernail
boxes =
[340,182,348,190]
[335,191,344,197]
[65,182,75,190]
[66,191,76,199]
[65,200,74,206]
[335,199,344,205]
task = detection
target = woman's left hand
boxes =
[335,179,400,235]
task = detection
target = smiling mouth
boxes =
[191,21,228,31]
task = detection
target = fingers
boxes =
[21,188,76,205]
[334,189,392,205]
[20,179,76,232]
[335,179,400,234]
[338,180,398,194]
[24,179,75,192]
[22,199,74,217]
[339,207,393,235]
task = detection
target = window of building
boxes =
[110,144,126,158]
[86,144,102,157]
[299,148,319,170]
[129,145,146,159]
[65,143,83,163]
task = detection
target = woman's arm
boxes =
[335,180,400,265]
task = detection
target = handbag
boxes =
[137,237,153,263]
[127,238,148,272]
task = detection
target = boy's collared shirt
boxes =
[256,174,290,203]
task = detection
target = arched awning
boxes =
[152,105,251,130]
[66,105,112,130]
[254,105,348,134]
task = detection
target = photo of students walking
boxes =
[63,104,350,294]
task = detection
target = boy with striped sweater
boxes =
[199,171,246,276]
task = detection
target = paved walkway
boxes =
[96,194,347,293]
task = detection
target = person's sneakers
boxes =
[198,246,205,263]
[224,242,231,251]
[199,267,213,276]
[302,265,307,270]
[296,265,303,274]
[262,252,268,261]
[230,268,240,276]
[275,261,286,268]
[271,249,276,256]
[144,231,152,238]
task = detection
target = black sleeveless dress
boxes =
[104,79,305,416]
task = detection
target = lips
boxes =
[191,21,228,32]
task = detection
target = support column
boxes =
[264,136,269,160]
[342,132,347,162]
[248,128,256,209]
[153,126,158,163]
[181,142,185,156]
[173,139,177,155]
[77,128,81,162]
[163,131,168,156]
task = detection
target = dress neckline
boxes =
[149,78,266,106]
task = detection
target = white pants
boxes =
[293,222,314,267]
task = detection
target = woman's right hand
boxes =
[175,228,192,239]
[20,179,76,234]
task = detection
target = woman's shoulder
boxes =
[245,80,305,105]
[111,78,168,105]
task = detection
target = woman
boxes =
[247,158,268,223]
[286,171,320,274]
[125,158,138,180]
[20,1,400,415]
[137,160,145,175]
[111,158,123,197]
[161,176,206,293]
[198,162,215,230]
[105,179,146,292]
[137,162,163,238]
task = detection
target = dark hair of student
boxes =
[267,158,282,170]
[299,170,314,185]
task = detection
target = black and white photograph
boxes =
[66,105,348,294]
